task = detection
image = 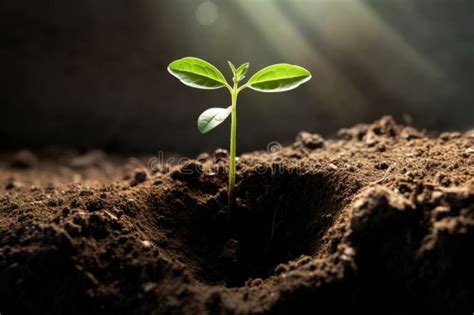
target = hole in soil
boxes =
[155,168,350,287]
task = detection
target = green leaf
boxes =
[168,57,228,89]
[229,61,249,82]
[197,106,232,133]
[247,63,311,92]
[228,61,237,74]
[236,63,249,78]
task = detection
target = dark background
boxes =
[1,0,473,155]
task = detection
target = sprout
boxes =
[168,57,312,210]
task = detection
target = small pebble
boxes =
[141,240,152,248]
[5,180,19,190]
[375,161,389,170]
[213,148,228,160]
[134,169,147,183]
[296,131,325,150]
[142,282,157,292]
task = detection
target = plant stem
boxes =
[228,82,238,210]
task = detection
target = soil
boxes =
[0,117,473,314]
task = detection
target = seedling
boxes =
[168,57,311,210]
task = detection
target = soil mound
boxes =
[1,117,472,314]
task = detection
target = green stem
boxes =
[228,82,238,210]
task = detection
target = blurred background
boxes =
[1,0,473,155]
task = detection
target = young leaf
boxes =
[168,57,228,89]
[228,61,237,75]
[197,106,232,134]
[247,63,311,92]
[236,63,249,79]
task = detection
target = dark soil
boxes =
[0,117,473,314]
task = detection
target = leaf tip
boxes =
[228,61,236,73]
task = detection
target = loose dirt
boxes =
[0,117,472,314]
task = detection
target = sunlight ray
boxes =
[290,0,450,107]
[234,1,370,119]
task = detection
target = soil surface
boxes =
[1,117,473,314]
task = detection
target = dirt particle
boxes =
[245,278,263,287]
[131,169,147,186]
[47,198,64,207]
[370,116,399,137]
[400,127,424,140]
[365,133,379,147]
[5,180,20,190]
[141,240,152,248]
[343,246,355,257]
[350,186,415,234]
[213,148,229,160]
[435,173,451,187]
[375,162,389,170]
[295,131,325,149]
[440,132,461,141]
[344,164,355,172]
[196,152,211,162]
[142,282,157,293]
[41,224,73,248]
[72,213,87,227]
[103,210,118,221]
[295,256,312,267]
[170,161,203,180]
[86,199,105,212]
[275,263,289,275]
[376,143,386,152]
[337,124,368,140]
[341,246,356,262]
[10,150,38,169]
[79,189,93,196]
[83,271,100,287]
[60,207,70,215]
[433,206,450,220]
[288,152,303,159]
